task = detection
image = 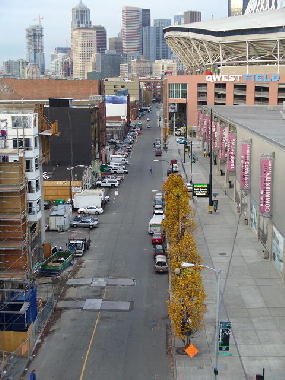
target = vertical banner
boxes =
[260,155,273,216]
[203,118,208,141]
[197,111,204,137]
[227,133,236,172]
[219,125,226,160]
[240,142,251,189]
[213,121,218,150]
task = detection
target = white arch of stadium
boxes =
[164,8,285,72]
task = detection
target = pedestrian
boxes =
[149,167,152,175]
[29,369,36,380]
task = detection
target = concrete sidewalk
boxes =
[163,136,285,380]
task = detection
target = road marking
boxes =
[79,287,107,380]
[152,189,158,192]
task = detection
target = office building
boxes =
[183,10,201,24]
[93,25,107,53]
[50,48,72,78]
[71,0,92,29]
[109,36,123,54]
[142,9,150,27]
[174,14,184,25]
[122,6,142,54]
[153,19,172,60]
[3,59,28,78]
[87,51,121,79]
[72,28,97,79]
[142,26,156,61]
[26,23,45,74]
[153,59,177,77]
[131,58,152,77]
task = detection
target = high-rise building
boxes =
[93,26,107,53]
[245,0,283,14]
[122,6,142,54]
[50,48,72,78]
[3,59,28,78]
[71,0,92,29]
[228,0,250,15]
[72,28,97,79]
[153,19,172,60]
[26,24,45,74]
[174,14,184,25]
[183,10,201,24]
[109,36,123,54]
[142,9,151,27]
[142,26,156,61]
[87,51,121,79]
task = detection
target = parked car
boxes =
[146,125,151,129]
[96,178,119,187]
[154,192,163,201]
[154,255,168,273]
[109,167,128,174]
[153,209,164,215]
[152,232,165,245]
[153,199,164,209]
[71,215,99,229]
[153,244,166,257]
[78,206,104,215]
[147,118,150,122]
[176,138,187,144]
[155,149,162,156]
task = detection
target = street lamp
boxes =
[181,262,222,379]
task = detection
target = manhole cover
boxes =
[219,252,227,256]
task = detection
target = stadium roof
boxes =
[164,8,285,70]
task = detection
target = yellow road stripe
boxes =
[79,288,107,380]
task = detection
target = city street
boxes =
[25,108,173,380]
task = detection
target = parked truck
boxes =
[73,189,109,210]
[67,232,91,256]
[148,214,164,234]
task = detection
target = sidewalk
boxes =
[164,136,285,380]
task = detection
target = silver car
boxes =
[71,216,99,229]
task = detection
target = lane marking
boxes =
[79,287,107,380]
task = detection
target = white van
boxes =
[148,214,164,234]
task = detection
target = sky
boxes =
[0,0,228,67]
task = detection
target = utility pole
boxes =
[209,109,213,211]
[190,141,193,183]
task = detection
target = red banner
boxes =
[260,157,273,215]
[240,143,251,189]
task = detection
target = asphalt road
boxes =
[27,106,173,380]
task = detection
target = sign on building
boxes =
[259,154,273,216]
[240,142,251,190]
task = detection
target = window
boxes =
[34,136,38,148]
[11,116,30,129]
[35,157,39,170]
[28,202,34,214]
[28,181,35,193]
[36,200,41,212]
[169,83,187,99]
[35,179,40,192]
[25,159,33,172]
[12,138,31,149]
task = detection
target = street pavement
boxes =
[164,135,285,380]
[24,106,173,380]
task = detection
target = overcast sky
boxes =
[0,0,227,66]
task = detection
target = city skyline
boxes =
[0,0,227,66]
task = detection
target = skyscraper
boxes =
[183,10,201,24]
[109,36,123,54]
[93,26,107,53]
[26,24,45,74]
[153,19,171,60]
[72,28,97,79]
[142,9,150,27]
[142,26,156,61]
[71,0,92,29]
[122,6,142,54]
[174,14,184,25]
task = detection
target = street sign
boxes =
[185,344,199,358]
[193,184,210,197]
[219,321,231,352]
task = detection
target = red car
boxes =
[152,232,164,245]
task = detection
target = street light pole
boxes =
[190,141,193,183]
[209,109,213,209]
[181,262,221,379]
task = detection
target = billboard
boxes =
[227,133,236,172]
[105,95,127,118]
[260,155,273,216]
[240,142,251,190]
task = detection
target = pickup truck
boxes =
[68,233,91,256]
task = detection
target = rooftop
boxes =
[203,105,285,150]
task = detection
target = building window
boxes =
[28,181,35,193]
[34,136,38,148]
[25,159,33,172]
[35,179,40,192]
[233,84,246,105]
[255,84,269,105]
[35,157,39,170]
[28,202,34,215]
[12,138,31,149]
[277,83,285,105]
[169,83,187,99]
[11,116,30,129]
[197,83,207,106]
[214,83,226,105]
